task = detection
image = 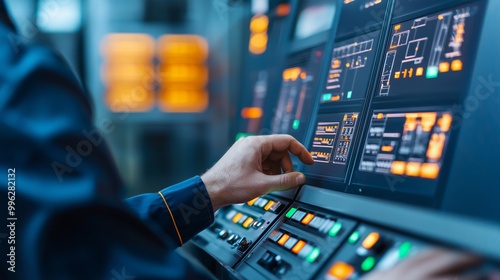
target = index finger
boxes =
[258,135,314,165]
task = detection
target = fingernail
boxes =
[296,174,306,185]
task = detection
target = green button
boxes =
[323,93,332,101]
[348,231,360,244]
[306,248,321,263]
[328,222,343,237]
[426,67,439,79]
[399,242,412,259]
[361,256,376,272]
[286,207,297,219]
[292,120,300,130]
[347,91,353,99]
[235,133,253,141]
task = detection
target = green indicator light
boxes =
[306,248,321,263]
[399,242,412,259]
[235,133,253,141]
[292,120,300,130]
[426,67,439,79]
[347,91,353,99]
[328,222,343,237]
[361,256,376,272]
[348,231,360,244]
[285,207,297,218]
[323,93,332,101]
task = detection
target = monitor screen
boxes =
[378,3,483,98]
[270,47,324,142]
[352,109,453,200]
[321,30,381,104]
[305,112,361,181]
[294,0,336,41]
[335,0,389,39]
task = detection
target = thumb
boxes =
[261,172,306,192]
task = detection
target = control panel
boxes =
[191,195,288,267]
[317,224,424,279]
[236,203,357,279]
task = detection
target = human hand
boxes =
[362,248,485,280]
[201,135,314,212]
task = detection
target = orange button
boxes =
[264,200,275,211]
[328,262,355,280]
[420,163,440,179]
[301,213,315,225]
[232,213,243,224]
[291,240,306,254]
[247,197,259,206]
[277,234,290,246]
[362,232,380,249]
[242,217,254,228]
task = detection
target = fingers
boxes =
[257,172,306,192]
[390,248,481,280]
[266,151,294,173]
[257,135,314,165]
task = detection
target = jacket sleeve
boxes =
[0,22,213,279]
[126,176,215,246]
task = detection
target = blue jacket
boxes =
[0,2,214,279]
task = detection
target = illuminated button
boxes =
[225,210,237,220]
[319,219,335,234]
[348,231,361,244]
[269,201,282,212]
[306,248,321,263]
[252,219,264,228]
[308,216,325,230]
[451,59,463,71]
[298,244,313,258]
[328,222,343,237]
[391,161,406,175]
[247,197,259,206]
[426,66,439,79]
[238,215,248,224]
[362,232,380,249]
[291,240,306,254]
[283,237,298,250]
[277,234,290,246]
[268,230,283,242]
[242,217,254,228]
[285,207,297,218]
[232,213,243,223]
[293,120,300,130]
[291,210,307,222]
[328,262,354,280]
[323,93,332,102]
[420,163,440,179]
[301,213,315,225]
[439,62,450,73]
[416,67,424,76]
[264,200,275,211]
[406,162,421,177]
[347,91,353,99]
[399,242,412,259]
[257,198,268,208]
[361,256,376,272]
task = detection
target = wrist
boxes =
[201,171,226,212]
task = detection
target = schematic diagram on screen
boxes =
[379,4,479,96]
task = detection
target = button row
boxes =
[247,197,282,212]
[285,207,343,237]
[268,230,321,263]
[225,210,264,229]
[217,229,252,252]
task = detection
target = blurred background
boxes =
[5,0,258,196]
